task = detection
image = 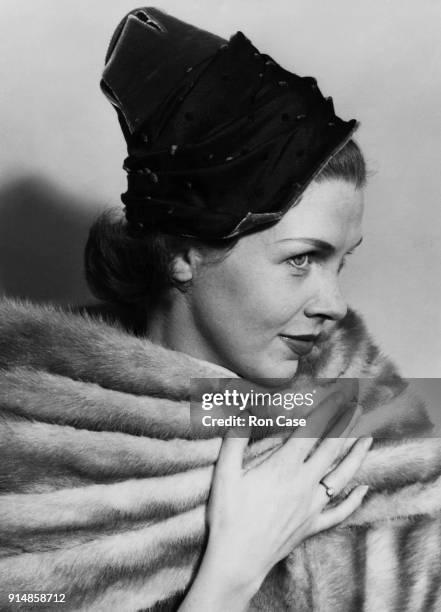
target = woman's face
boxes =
[175,178,364,381]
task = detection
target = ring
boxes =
[319,479,335,500]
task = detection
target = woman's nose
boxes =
[303,275,348,322]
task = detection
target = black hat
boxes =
[102,7,358,239]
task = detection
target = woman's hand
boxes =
[179,387,371,612]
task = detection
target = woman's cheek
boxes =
[258,283,304,327]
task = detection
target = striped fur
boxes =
[0,297,439,611]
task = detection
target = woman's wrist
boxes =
[204,537,264,595]
[179,539,261,612]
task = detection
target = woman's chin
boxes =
[237,357,299,385]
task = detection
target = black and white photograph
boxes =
[1,1,440,610]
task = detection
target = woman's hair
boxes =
[84,217,237,313]
[85,139,366,311]
[315,139,366,189]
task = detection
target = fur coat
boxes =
[0,297,440,612]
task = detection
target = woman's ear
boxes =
[171,248,202,283]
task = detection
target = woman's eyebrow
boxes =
[275,236,363,254]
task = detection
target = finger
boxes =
[316,436,373,506]
[214,425,251,481]
[324,435,359,472]
[313,436,359,479]
[314,485,369,532]
[340,435,359,456]
[276,386,359,463]
[315,379,359,440]
[322,396,360,439]
[308,405,362,474]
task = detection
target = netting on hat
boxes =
[102,11,357,239]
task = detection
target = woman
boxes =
[0,7,440,612]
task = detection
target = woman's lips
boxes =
[280,334,317,357]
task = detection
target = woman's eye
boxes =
[288,254,310,269]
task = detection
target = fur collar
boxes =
[0,297,439,611]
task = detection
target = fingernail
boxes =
[358,485,369,497]
[342,404,362,435]
[362,436,373,450]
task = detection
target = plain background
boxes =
[0,0,440,377]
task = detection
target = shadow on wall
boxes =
[0,175,100,306]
